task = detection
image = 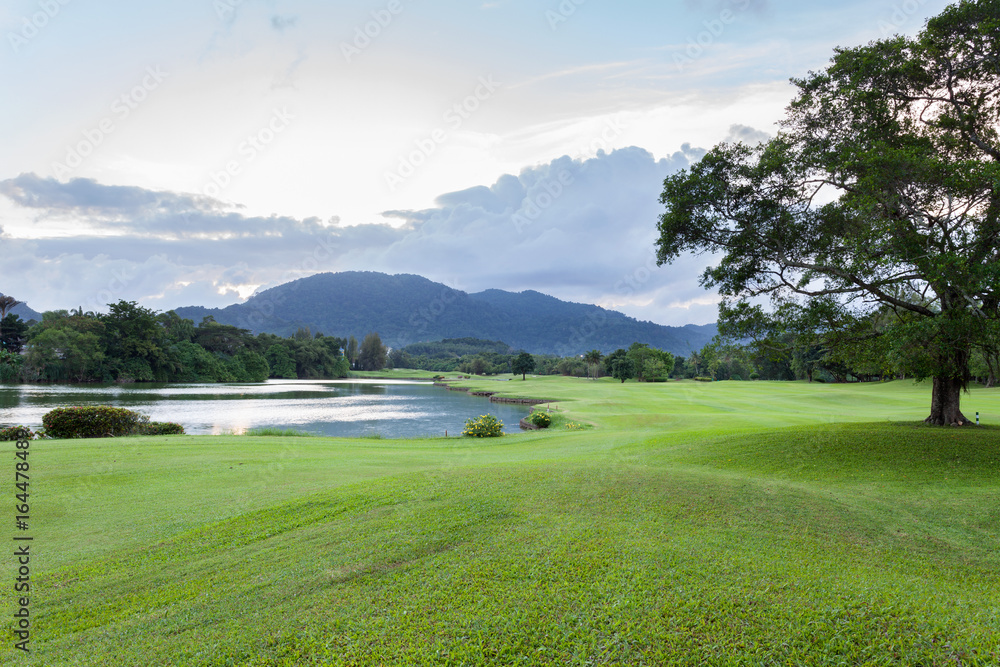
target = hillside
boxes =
[175,272,717,356]
[0,293,42,322]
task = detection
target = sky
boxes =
[0,0,951,326]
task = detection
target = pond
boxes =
[0,379,532,438]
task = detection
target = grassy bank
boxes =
[4,379,1000,665]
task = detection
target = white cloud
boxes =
[0,147,722,325]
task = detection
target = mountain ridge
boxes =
[174,271,717,356]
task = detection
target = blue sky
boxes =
[0,0,950,325]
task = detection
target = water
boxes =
[0,379,531,438]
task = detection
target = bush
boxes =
[730,374,743,381]
[132,421,186,436]
[694,376,714,382]
[527,411,551,428]
[0,425,34,441]
[463,414,504,438]
[42,406,144,439]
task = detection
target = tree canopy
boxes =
[656,0,1000,425]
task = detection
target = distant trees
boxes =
[358,332,388,372]
[583,350,603,379]
[512,351,536,380]
[8,303,349,385]
[0,296,21,350]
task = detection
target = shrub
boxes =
[694,376,714,382]
[730,374,743,381]
[0,425,34,441]
[463,414,504,438]
[42,406,144,439]
[132,421,186,436]
[527,411,551,428]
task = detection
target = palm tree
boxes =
[583,349,603,380]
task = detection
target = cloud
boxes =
[271,15,298,31]
[0,147,722,325]
[724,123,772,144]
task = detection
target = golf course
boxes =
[5,376,1000,665]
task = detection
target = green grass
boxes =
[4,379,1000,665]
[243,426,316,437]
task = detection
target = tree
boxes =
[656,1,1000,425]
[511,351,535,380]
[0,295,21,348]
[611,356,636,383]
[346,335,359,370]
[0,314,28,354]
[358,332,387,372]
[583,349,603,379]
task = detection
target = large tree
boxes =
[656,0,1000,425]
[511,351,535,380]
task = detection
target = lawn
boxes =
[3,379,1000,665]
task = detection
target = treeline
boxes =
[0,300,355,384]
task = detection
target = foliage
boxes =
[100,301,169,381]
[42,406,145,439]
[132,421,186,436]
[264,344,298,379]
[604,349,637,383]
[526,411,552,428]
[25,326,106,382]
[358,332,388,372]
[0,348,23,383]
[656,1,1000,425]
[462,414,504,438]
[511,351,536,380]
[0,425,34,441]
[1,313,29,354]
[245,427,314,437]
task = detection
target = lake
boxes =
[0,379,531,438]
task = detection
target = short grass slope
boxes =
[4,379,1000,665]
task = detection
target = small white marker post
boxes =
[976,412,980,426]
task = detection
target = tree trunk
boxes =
[924,376,969,426]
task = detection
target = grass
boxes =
[245,427,316,437]
[4,378,1000,665]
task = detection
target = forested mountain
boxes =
[175,272,717,356]
[0,294,42,322]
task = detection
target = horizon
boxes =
[0,0,949,327]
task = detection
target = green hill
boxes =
[174,272,717,356]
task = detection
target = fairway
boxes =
[4,378,1000,666]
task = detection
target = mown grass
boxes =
[3,379,1000,665]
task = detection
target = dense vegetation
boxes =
[173,271,719,356]
[0,299,352,384]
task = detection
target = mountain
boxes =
[0,294,42,323]
[174,272,717,356]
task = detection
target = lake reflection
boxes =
[0,379,530,438]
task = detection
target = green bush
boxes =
[527,411,551,428]
[730,374,743,381]
[132,421,186,436]
[463,414,504,438]
[0,425,34,441]
[42,406,145,439]
[694,376,714,382]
